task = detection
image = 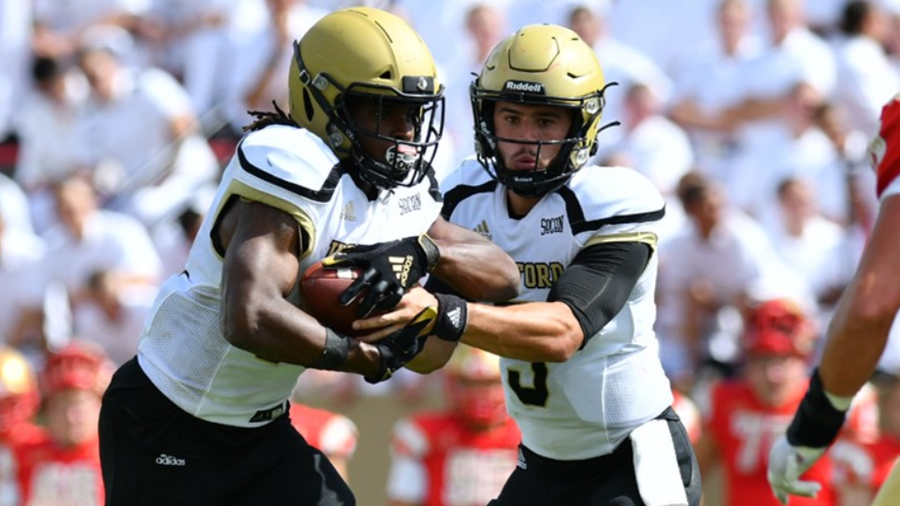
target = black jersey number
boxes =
[508,362,549,407]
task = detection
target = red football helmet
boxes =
[40,340,114,397]
[742,299,816,357]
[444,345,507,428]
[0,347,40,436]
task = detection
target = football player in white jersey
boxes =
[96,8,520,506]
[767,96,900,505]
[354,24,700,506]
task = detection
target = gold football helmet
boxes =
[289,7,444,189]
[471,24,613,197]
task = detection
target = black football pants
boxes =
[99,358,354,505]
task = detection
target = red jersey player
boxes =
[386,345,520,506]
[15,340,113,506]
[697,299,838,506]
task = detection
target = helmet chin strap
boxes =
[497,138,575,198]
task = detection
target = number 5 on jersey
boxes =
[508,362,549,407]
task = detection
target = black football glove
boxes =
[322,234,440,317]
[366,307,436,384]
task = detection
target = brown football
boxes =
[299,261,367,336]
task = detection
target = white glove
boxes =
[767,436,827,505]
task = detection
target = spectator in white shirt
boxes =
[32,0,150,61]
[73,31,220,227]
[397,0,510,73]
[0,0,33,141]
[730,83,849,229]
[441,3,507,169]
[222,0,328,132]
[13,57,87,233]
[832,0,900,138]
[146,0,236,119]
[600,83,694,201]
[656,172,808,382]
[0,210,46,350]
[40,175,162,308]
[151,184,216,278]
[768,176,848,304]
[728,0,838,159]
[605,0,724,80]
[73,269,156,366]
[669,0,763,188]
[568,4,673,146]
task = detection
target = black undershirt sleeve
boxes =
[548,241,652,347]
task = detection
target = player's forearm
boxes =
[223,292,320,360]
[404,338,456,373]
[819,275,897,396]
[819,197,900,396]
[428,220,520,302]
[460,301,582,362]
[223,295,381,376]
[431,239,519,301]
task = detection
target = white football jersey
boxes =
[138,125,441,427]
[441,159,674,460]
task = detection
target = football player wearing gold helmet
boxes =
[355,24,700,506]
[97,8,519,505]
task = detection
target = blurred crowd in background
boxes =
[2,0,900,504]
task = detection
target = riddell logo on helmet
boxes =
[504,80,545,94]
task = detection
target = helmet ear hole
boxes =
[303,88,315,122]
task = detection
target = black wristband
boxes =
[433,294,467,342]
[311,329,351,370]
[418,234,441,272]
[786,368,848,449]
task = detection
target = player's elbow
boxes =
[491,259,522,302]
[537,323,583,363]
[221,297,266,351]
[542,304,585,362]
[846,294,900,334]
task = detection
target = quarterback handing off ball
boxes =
[299,261,367,336]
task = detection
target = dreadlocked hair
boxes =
[243,101,298,132]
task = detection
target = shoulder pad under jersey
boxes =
[441,158,497,219]
[236,125,342,202]
[558,165,666,235]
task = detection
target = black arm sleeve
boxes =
[548,241,652,346]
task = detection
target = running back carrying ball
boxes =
[299,261,367,336]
